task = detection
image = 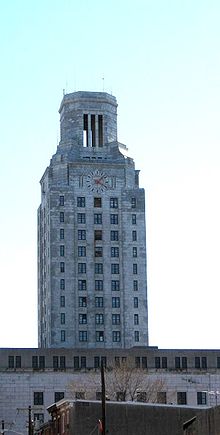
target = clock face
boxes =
[86,170,109,193]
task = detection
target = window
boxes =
[60,295,65,307]
[137,392,147,402]
[182,357,187,369]
[131,197,136,208]
[155,357,161,369]
[110,198,118,208]
[111,280,120,291]
[202,356,207,369]
[101,356,107,368]
[95,247,103,257]
[60,262,65,273]
[96,331,104,342]
[132,214,136,224]
[60,279,65,290]
[95,280,103,291]
[110,230,118,241]
[96,391,102,400]
[77,197,85,207]
[116,392,125,401]
[61,330,66,342]
[134,297,138,308]
[113,331,121,342]
[94,197,102,207]
[134,314,139,325]
[162,357,167,369]
[112,314,120,325]
[94,356,100,369]
[59,195,64,206]
[177,392,187,405]
[60,228,64,239]
[59,212,64,223]
[53,356,59,370]
[111,247,119,257]
[195,357,200,369]
[95,314,104,324]
[94,213,102,224]
[60,356,66,369]
[115,357,120,367]
[55,392,64,403]
[60,313,65,325]
[133,247,137,257]
[133,280,138,291]
[110,214,118,224]
[79,314,87,324]
[133,264,137,274]
[132,230,137,241]
[111,264,119,274]
[79,297,87,307]
[175,357,181,369]
[94,230,102,240]
[217,357,220,369]
[34,392,44,406]
[8,356,14,369]
[78,230,86,240]
[135,357,140,368]
[32,356,40,370]
[95,297,103,308]
[81,356,86,369]
[79,331,87,342]
[78,263,86,274]
[74,356,79,370]
[77,213,86,224]
[78,246,86,257]
[112,297,120,308]
[157,392,167,404]
[142,357,148,369]
[78,280,87,291]
[197,391,207,405]
[134,331,139,342]
[60,245,65,256]
[95,263,103,274]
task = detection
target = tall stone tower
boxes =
[38,91,148,349]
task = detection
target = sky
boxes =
[0,0,220,349]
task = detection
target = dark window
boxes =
[94,197,102,207]
[177,392,187,405]
[175,357,181,369]
[110,214,118,224]
[94,230,102,240]
[32,356,38,369]
[79,331,87,342]
[101,356,107,368]
[61,330,65,342]
[95,263,103,274]
[8,356,14,369]
[112,331,121,342]
[74,356,79,370]
[34,392,44,406]
[54,392,64,402]
[59,212,64,223]
[112,314,120,325]
[94,356,100,368]
[60,262,65,273]
[59,195,64,206]
[197,391,207,405]
[78,263,86,274]
[60,356,66,369]
[77,197,85,207]
[94,213,102,224]
[134,314,139,325]
[96,331,104,342]
[132,214,136,224]
[79,314,87,324]
[95,280,103,291]
[78,230,86,240]
[142,357,148,369]
[81,356,86,368]
[79,297,87,307]
[60,228,64,239]
[95,247,103,257]
[182,357,187,369]
[78,246,86,257]
[217,357,220,369]
[95,297,103,308]
[78,280,87,291]
[155,357,161,369]
[131,197,136,208]
[60,245,65,256]
[60,279,65,290]
[112,297,120,308]
[95,314,104,324]
[137,392,147,402]
[110,230,118,241]
[77,213,86,224]
[134,297,138,308]
[133,247,137,257]
[60,295,65,307]
[110,198,118,208]
[132,230,137,241]
[157,392,167,404]
[111,247,119,257]
[16,355,21,368]
[133,280,138,291]
[53,356,59,369]
[115,357,120,367]
[39,356,45,369]
[134,331,139,342]
[111,264,119,274]
[202,357,207,369]
[60,313,65,325]
[135,357,141,368]
[133,264,137,274]
[162,357,167,369]
[195,357,201,369]
[111,280,120,291]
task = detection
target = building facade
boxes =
[38,91,148,348]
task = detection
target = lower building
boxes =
[1,347,220,433]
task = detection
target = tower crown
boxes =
[59,91,118,147]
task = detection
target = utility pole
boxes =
[1,420,4,435]
[28,406,33,435]
[101,360,106,435]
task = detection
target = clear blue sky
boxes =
[0,0,220,348]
